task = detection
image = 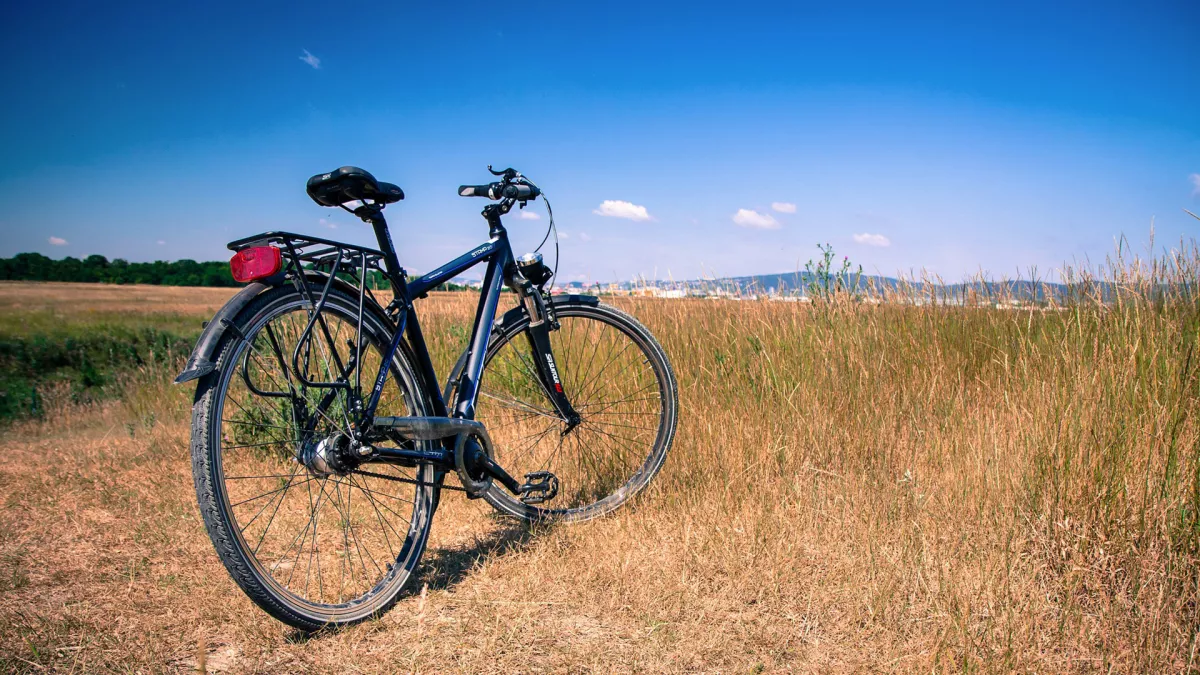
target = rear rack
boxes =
[228,231,387,276]
[226,231,397,392]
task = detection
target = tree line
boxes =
[0,252,240,287]
[0,252,478,291]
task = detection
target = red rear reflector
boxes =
[230,246,283,283]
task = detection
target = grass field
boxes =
[0,243,1198,673]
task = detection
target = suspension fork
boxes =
[516,279,581,428]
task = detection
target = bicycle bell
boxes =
[516,252,553,286]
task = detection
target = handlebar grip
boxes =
[503,184,541,200]
[458,183,501,198]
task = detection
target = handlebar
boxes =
[503,183,539,200]
[459,183,502,198]
[458,173,541,201]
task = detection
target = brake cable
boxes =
[523,177,559,295]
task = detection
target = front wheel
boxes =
[447,297,679,522]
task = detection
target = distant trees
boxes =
[0,252,239,287]
[0,252,478,291]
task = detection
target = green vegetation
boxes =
[803,242,862,300]
[0,252,480,291]
[0,252,238,287]
[0,321,196,423]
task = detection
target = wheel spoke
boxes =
[209,292,429,613]
[474,308,673,516]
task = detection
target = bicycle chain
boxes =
[348,467,466,492]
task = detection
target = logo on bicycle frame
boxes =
[545,353,563,392]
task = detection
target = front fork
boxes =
[517,279,581,431]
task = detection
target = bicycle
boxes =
[175,165,678,630]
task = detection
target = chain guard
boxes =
[453,430,495,499]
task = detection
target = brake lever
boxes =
[487,165,519,180]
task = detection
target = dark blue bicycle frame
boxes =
[359,208,514,430]
[225,204,528,471]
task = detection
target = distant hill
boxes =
[602,270,1120,304]
[3,252,1124,302]
[720,271,1076,301]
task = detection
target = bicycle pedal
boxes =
[518,471,559,505]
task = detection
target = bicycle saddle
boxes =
[306,166,404,207]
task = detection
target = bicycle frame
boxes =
[363,206,513,425]
[225,202,539,473]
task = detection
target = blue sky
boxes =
[1,1,1197,283]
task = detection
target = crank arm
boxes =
[478,454,523,495]
[451,433,550,499]
[475,454,559,505]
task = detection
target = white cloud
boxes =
[771,202,797,214]
[48,236,67,246]
[732,209,779,229]
[300,49,321,69]
[578,232,592,242]
[1190,173,1200,195]
[518,210,541,220]
[593,200,652,221]
[558,231,570,239]
[319,218,337,229]
[853,232,891,247]
[156,240,166,245]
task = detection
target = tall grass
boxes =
[596,237,1199,670]
[0,238,1196,671]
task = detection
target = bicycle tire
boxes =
[446,297,678,522]
[190,282,436,631]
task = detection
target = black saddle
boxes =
[306,166,404,207]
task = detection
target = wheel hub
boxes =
[298,434,352,477]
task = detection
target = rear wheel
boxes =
[190,283,436,631]
[447,298,678,522]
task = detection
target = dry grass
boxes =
[0,242,1197,673]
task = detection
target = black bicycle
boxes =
[175,165,678,630]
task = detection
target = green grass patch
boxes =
[0,322,197,423]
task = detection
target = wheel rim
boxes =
[473,307,672,516]
[211,296,431,616]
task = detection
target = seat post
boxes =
[362,209,404,283]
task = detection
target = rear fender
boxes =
[174,282,270,384]
[173,273,394,385]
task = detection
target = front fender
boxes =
[494,293,600,329]
[174,282,270,384]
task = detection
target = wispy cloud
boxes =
[299,49,321,69]
[558,231,570,239]
[48,236,67,246]
[578,232,592,242]
[319,218,338,229]
[853,232,891,247]
[156,240,166,245]
[518,210,541,220]
[732,209,779,229]
[771,202,797,214]
[1190,173,1200,195]
[593,200,652,221]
